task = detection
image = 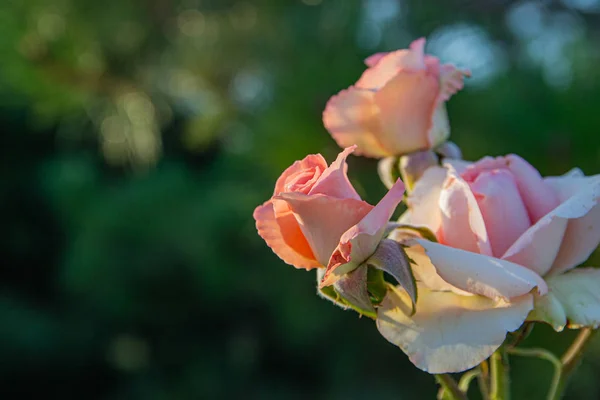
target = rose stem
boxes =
[490,349,509,400]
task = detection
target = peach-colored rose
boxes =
[253,146,405,286]
[378,155,600,373]
[323,38,469,158]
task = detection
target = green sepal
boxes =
[386,223,438,243]
[377,156,401,190]
[365,239,417,314]
[316,267,377,320]
[367,267,387,306]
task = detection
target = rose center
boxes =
[285,167,321,193]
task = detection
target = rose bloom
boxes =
[378,155,600,373]
[323,38,469,158]
[253,146,405,286]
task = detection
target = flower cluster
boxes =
[253,38,600,378]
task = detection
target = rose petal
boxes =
[253,200,320,270]
[377,283,534,373]
[504,174,600,276]
[438,64,470,102]
[321,179,405,287]
[274,154,327,195]
[364,52,388,67]
[501,215,567,277]
[356,38,427,90]
[470,169,532,258]
[531,268,600,331]
[323,87,391,158]
[505,154,561,223]
[373,69,440,155]
[546,174,600,275]
[561,168,585,178]
[403,243,473,296]
[411,239,548,300]
[397,166,447,233]
[426,102,451,150]
[309,146,361,200]
[274,193,373,266]
[443,159,471,175]
[438,168,493,256]
[283,169,321,194]
[408,37,427,67]
[462,155,560,224]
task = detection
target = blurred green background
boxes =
[2,0,600,398]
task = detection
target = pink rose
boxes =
[378,155,600,373]
[253,146,405,286]
[323,38,469,158]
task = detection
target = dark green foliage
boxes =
[1,0,600,399]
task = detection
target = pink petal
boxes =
[411,239,547,300]
[443,159,472,175]
[377,283,534,373]
[253,200,321,270]
[426,102,451,150]
[323,87,391,158]
[274,193,373,266]
[546,174,600,275]
[364,52,388,67]
[356,38,428,90]
[463,155,560,224]
[501,215,567,277]
[274,154,327,195]
[403,243,473,296]
[505,154,561,223]
[398,166,447,233]
[504,173,600,277]
[470,169,532,258]
[438,168,493,256]
[309,146,361,200]
[321,179,405,287]
[438,64,470,102]
[373,69,440,154]
[461,156,498,180]
[424,55,441,77]
[409,37,427,66]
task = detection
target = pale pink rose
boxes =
[253,146,405,286]
[379,154,600,373]
[323,38,469,158]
